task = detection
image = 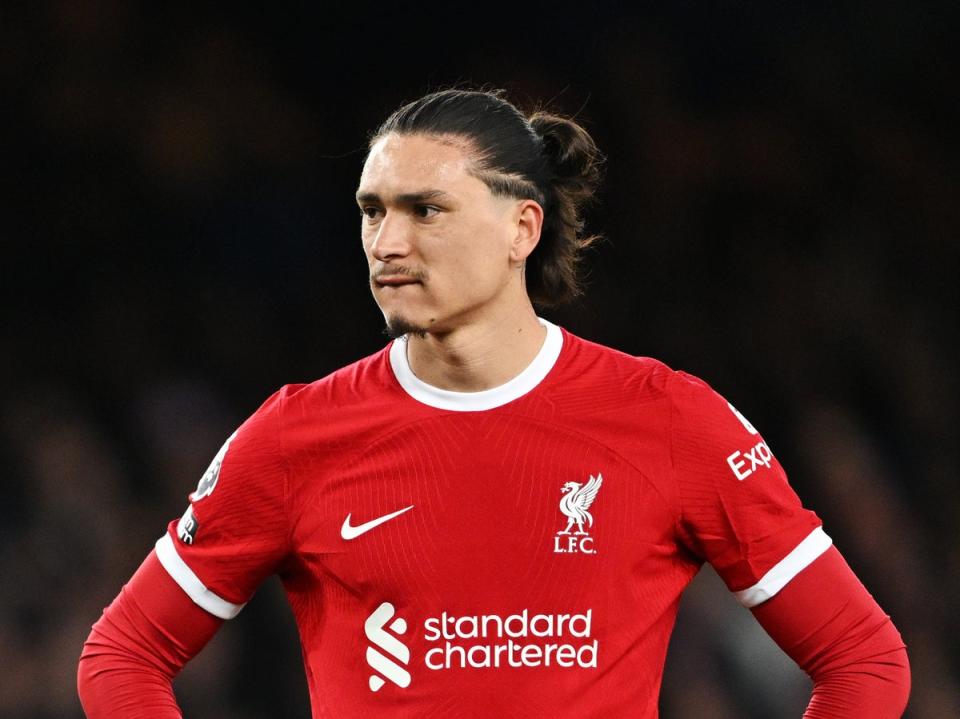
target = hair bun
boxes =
[529,112,604,192]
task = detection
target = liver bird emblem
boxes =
[557,474,603,535]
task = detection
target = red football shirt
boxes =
[156,320,828,718]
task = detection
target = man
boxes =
[78,89,910,717]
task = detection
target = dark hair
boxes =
[370,89,604,307]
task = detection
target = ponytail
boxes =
[527,111,604,305]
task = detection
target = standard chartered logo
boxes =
[364,604,597,693]
[365,602,411,692]
[423,609,597,670]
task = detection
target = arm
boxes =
[752,546,910,718]
[666,372,909,716]
[78,389,292,717]
[78,551,222,718]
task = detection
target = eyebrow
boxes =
[355,189,453,205]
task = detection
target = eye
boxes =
[360,206,383,221]
[414,204,440,219]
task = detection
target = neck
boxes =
[404,302,546,392]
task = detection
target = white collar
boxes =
[389,318,563,412]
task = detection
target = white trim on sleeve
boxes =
[155,533,246,620]
[733,526,833,608]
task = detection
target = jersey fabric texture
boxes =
[156,320,828,718]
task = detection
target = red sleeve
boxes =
[157,388,290,617]
[78,550,223,718]
[752,545,911,718]
[80,388,293,717]
[669,371,826,602]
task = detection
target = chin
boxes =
[383,314,429,340]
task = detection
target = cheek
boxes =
[437,245,510,301]
[443,225,499,269]
[466,219,513,276]
[360,228,376,260]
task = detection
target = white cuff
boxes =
[733,526,833,608]
[155,533,246,619]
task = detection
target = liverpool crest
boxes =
[554,474,603,555]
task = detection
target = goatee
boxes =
[383,316,428,340]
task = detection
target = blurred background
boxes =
[2,1,957,717]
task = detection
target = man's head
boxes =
[357,89,603,339]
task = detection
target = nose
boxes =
[369,212,413,262]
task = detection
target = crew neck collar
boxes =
[388,318,563,412]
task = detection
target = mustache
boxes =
[371,266,428,282]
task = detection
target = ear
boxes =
[509,199,544,264]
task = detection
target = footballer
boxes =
[78,89,910,717]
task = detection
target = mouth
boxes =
[374,276,421,288]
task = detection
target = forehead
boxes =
[358,133,479,195]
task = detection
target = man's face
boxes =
[357,133,523,338]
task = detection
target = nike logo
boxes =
[341,505,414,540]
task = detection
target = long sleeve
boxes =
[752,546,910,718]
[80,391,289,717]
[77,550,223,718]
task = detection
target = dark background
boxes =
[2,2,957,717]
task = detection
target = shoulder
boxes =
[555,329,744,428]
[245,345,400,458]
[567,331,726,410]
[557,329,679,399]
[265,345,395,418]
[663,369,748,430]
